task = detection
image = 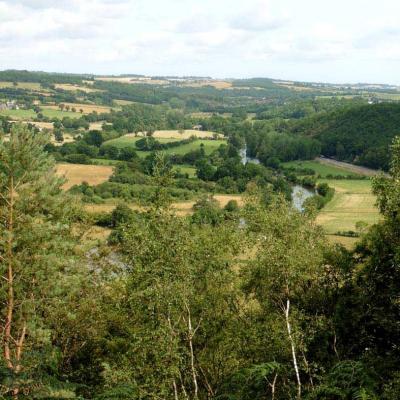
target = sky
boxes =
[1,0,400,84]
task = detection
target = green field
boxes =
[91,158,121,166]
[0,81,43,90]
[316,179,380,235]
[104,136,179,149]
[41,108,82,119]
[0,109,36,119]
[0,108,82,120]
[103,136,226,158]
[283,160,361,177]
[172,165,197,178]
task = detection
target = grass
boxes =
[0,108,82,120]
[103,135,226,157]
[316,179,380,235]
[0,81,42,90]
[0,109,36,119]
[43,103,112,114]
[282,160,361,177]
[104,136,179,149]
[91,159,121,166]
[172,165,197,178]
[41,108,82,119]
[162,139,226,156]
[56,163,113,190]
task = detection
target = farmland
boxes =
[54,83,102,93]
[103,132,226,157]
[0,81,42,90]
[84,194,243,215]
[0,108,82,120]
[43,103,112,114]
[56,163,113,189]
[316,179,380,235]
[282,159,362,177]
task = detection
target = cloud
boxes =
[229,1,287,31]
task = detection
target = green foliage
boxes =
[293,103,400,170]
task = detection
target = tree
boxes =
[54,129,64,142]
[97,204,244,399]
[0,124,84,396]
[242,192,326,399]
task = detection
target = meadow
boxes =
[0,108,82,120]
[0,81,42,90]
[104,133,226,157]
[282,159,361,177]
[42,103,112,114]
[316,179,380,235]
[172,164,197,177]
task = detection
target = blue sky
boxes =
[1,0,400,84]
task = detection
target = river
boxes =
[240,147,313,211]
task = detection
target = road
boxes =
[316,157,389,177]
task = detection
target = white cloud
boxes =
[0,0,400,83]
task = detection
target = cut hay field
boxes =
[316,179,380,235]
[84,194,243,215]
[56,163,113,190]
[11,120,54,130]
[96,77,168,85]
[182,80,232,89]
[54,84,102,93]
[113,99,135,106]
[282,160,361,177]
[43,103,112,115]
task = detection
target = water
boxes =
[240,147,260,166]
[292,185,314,211]
[240,147,314,211]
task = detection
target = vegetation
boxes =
[291,103,400,170]
[0,69,399,398]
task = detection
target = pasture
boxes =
[282,160,361,177]
[104,136,178,149]
[172,165,197,177]
[43,103,112,115]
[316,179,380,235]
[103,134,226,157]
[54,83,102,93]
[0,81,42,90]
[126,130,221,140]
[0,108,82,120]
[56,163,113,190]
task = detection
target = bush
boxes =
[65,153,91,164]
